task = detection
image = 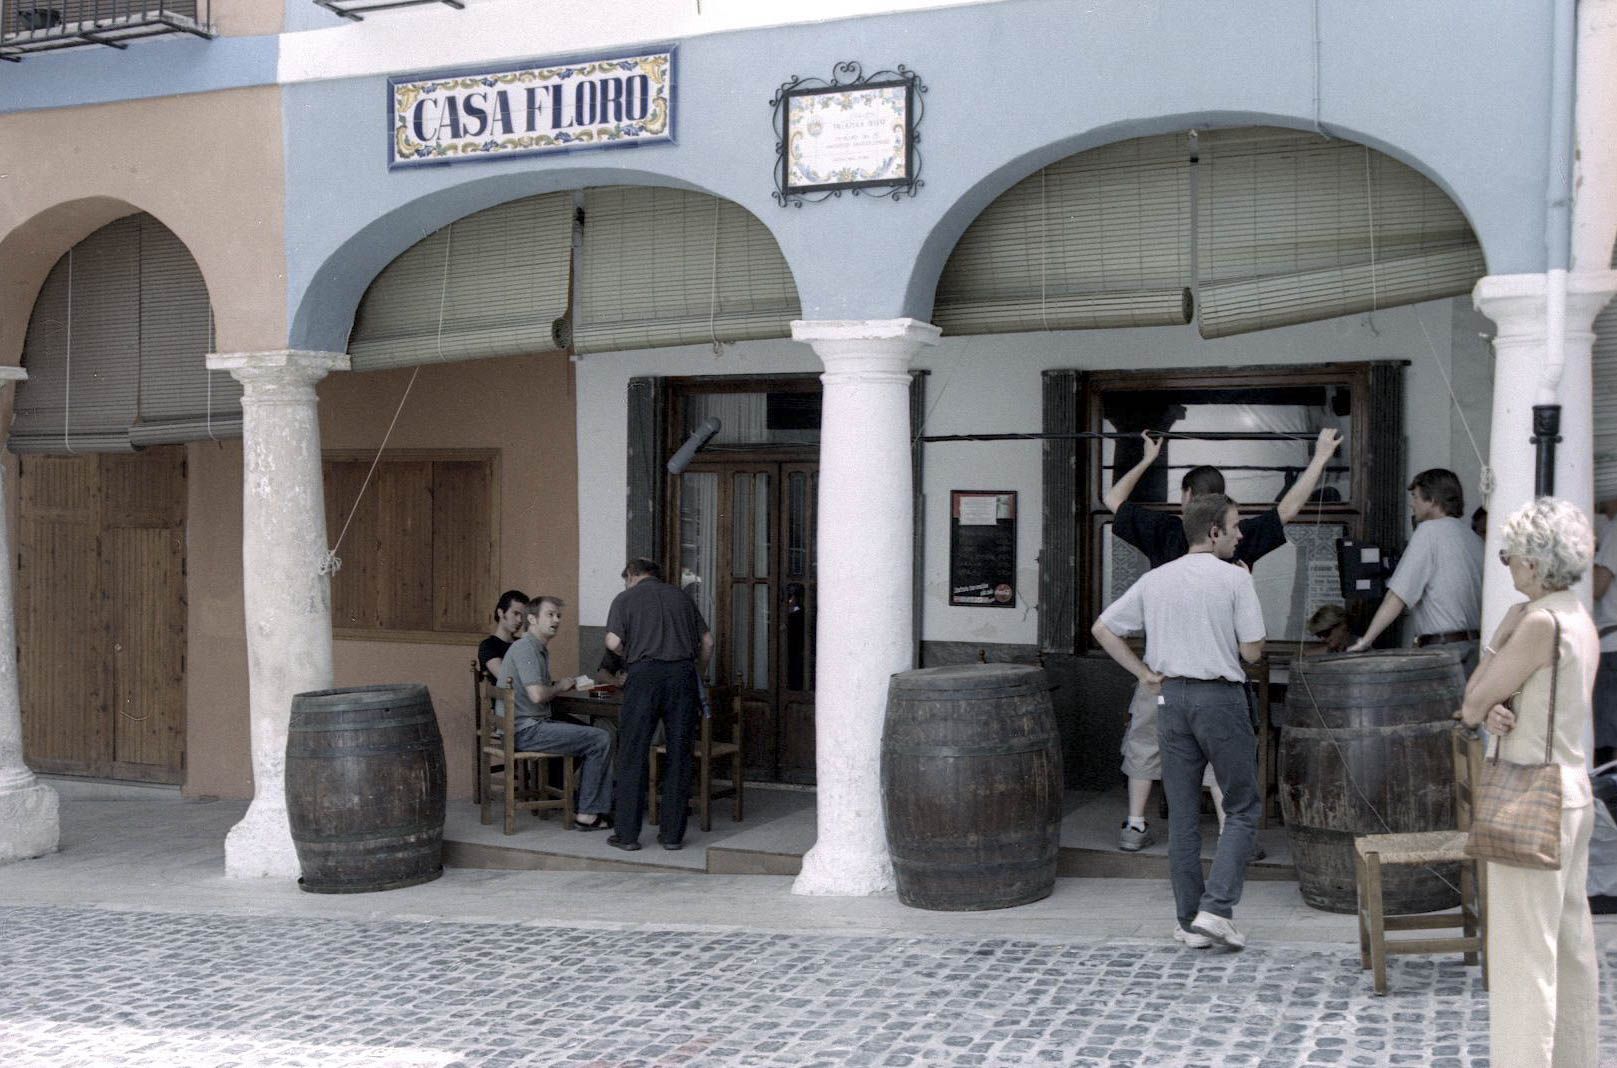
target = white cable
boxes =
[1039,168,1050,332]
[1415,314,1492,502]
[708,199,723,355]
[1364,148,1381,324]
[63,248,73,454]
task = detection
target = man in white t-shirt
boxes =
[1093,492,1266,950]
[1349,468,1484,675]
[1593,498,1617,763]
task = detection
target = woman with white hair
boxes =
[1457,496,1600,1067]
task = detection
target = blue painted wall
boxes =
[271,0,1553,350]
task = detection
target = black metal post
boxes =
[1531,404,1562,497]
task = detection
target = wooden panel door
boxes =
[776,463,818,782]
[19,448,187,783]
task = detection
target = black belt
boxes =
[1414,630,1481,647]
[1599,624,1617,639]
[1161,676,1244,686]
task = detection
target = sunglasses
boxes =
[1498,549,1511,566]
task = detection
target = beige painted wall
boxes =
[0,85,288,362]
[318,353,580,801]
[215,0,284,37]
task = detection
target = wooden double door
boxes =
[672,460,818,783]
[18,448,187,783]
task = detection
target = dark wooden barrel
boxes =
[286,684,446,894]
[1277,651,1466,914]
[881,664,1063,911]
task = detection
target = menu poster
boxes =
[785,82,911,193]
[949,491,1017,608]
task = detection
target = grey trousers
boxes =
[1157,677,1260,928]
[515,719,614,815]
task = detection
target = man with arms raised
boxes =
[1093,493,1266,949]
[605,558,714,852]
[1105,428,1340,850]
[498,596,612,830]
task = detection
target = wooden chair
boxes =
[650,682,744,833]
[476,673,578,835]
[470,659,491,806]
[1353,727,1487,995]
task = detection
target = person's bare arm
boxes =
[1090,620,1164,691]
[1275,429,1344,524]
[486,656,504,681]
[1596,564,1613,602]
[1347,591,1407,653]
[605,631,623,653]
[1457,611,1554,727]
[1239,639,1264,664]
[527,675,577,705]
[1102,432,1164,513]
[699,630,714,668]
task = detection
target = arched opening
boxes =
[12,211,212,784]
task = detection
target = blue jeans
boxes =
[514,719,613,816]
[1157,677,1260,928]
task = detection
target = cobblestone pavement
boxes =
[2,905,1614,1067]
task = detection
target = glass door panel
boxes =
[678,472,720,685]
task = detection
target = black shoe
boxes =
[573,815,608,832]
[660,840,684,851]
[606,836,642,852]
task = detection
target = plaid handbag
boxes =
[1465,611,1564,870]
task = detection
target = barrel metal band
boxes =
[891,852,1056,872]
[1280,721,1457,740]
[290,714,434,733]
[884,735,1055,758]
[293,824,442,844]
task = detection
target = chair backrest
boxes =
[471,659,520,759]
[1451,727,1484,831]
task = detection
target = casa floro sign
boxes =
[389,49,675,168]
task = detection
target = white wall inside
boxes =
[574,297,1493,648]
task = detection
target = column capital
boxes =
[1472,271,1617,336]
[207,350,350,386]
[792,319,940,381]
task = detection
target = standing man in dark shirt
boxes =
[604,558,714,852]
[1104,428,1341,851]
[477,589,529,682]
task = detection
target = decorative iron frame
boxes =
[314,0,461,21]
[0,0,213,61]
[771,60,925,206]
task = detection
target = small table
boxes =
[552,690,621,735]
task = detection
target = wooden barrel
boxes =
[881,664,1063,911]
[286,684,446,894]
[1277,651,1466,914]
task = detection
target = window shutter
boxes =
[1197,128,1484,339]
[131,216,240,446]
[9,217,140,454]
[347,192,574,372]
[574,186,800,355]
[933,133,1193,334]
[1593,239,1617,501]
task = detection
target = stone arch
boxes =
[289,168,803,356]
[904,112,1498,322]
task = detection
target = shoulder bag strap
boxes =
[1543,610,1560,766]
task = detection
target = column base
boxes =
[0,780,59,863]
[225,800,301,880]
[792,841,895,897]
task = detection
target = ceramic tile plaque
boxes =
[389,50,674,168]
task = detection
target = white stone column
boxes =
[790,318,939,896]
[1473,272,1617,634]
[207,350,348,879]
[0,368,60,864]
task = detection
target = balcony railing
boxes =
[314,0,461,21]
[1,0,212,60]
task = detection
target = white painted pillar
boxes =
[1473,272,1617,635]
[0,368,60,864]
[207,349,348,879]
[790,318,938,897]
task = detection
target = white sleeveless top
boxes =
[1495,589,1599,808]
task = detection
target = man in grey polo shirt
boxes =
[1349,468,1484,675]
[1093,492,1266,950]
[498,596,613,830]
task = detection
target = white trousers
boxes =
[1487,802,1599,1068]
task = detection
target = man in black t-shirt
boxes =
[1104,428,1341,852]
[477,589,530,683]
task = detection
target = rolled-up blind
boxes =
[1197,128,1484,338]
[347,192,575,372]
[132,220,240,446]
[10,217,141,453]
[1593,239,1617,501]
[574,186,800,355]
[933,133,1193,334]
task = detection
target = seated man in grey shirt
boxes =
[498,596,613,830]
[1092,492,1266,951]
[1349,468,1484,674]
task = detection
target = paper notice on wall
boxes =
[958,496,1000,525]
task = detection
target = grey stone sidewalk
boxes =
[3,903,1614,1067]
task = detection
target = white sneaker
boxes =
[1190,910,1247,950]
[1173,926,1213,948]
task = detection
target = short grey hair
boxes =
[1499,497,1594,592]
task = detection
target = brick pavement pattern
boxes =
[1,906,1614,1067]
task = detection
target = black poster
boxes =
[949,491,1017,607]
